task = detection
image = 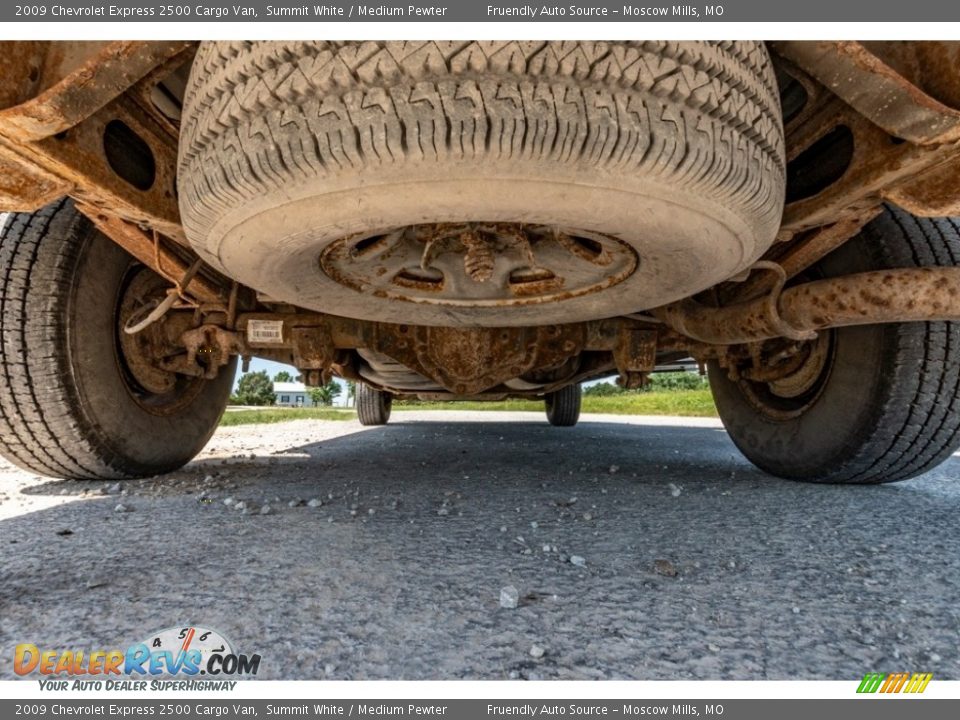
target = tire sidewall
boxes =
[203,171,761,327]
[709,324,894,480]
[66,222,234,477]
[708,211,921,482]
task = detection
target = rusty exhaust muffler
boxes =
[654,263,960,345]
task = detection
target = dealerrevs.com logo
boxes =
[14,626,261,688]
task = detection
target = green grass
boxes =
[219,389,717,426]
[219,407,354,426]
[397,389,717,417]
[587,389,716,416]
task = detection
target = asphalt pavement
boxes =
[1,411,958,680]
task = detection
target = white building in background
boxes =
[272,381,315,407]
[271,379,353,408]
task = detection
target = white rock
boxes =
[499,585,520,609]
[260,505,273,515]
[569,555,587,567]
[223,497,235,506]
[668,483,682,497]
[529,645,546,659]
[307,498,323,507]
[114,503,130,513]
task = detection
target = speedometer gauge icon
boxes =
[138,626,233,673]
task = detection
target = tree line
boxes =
[230,370,352,406]
[584,371,708,396]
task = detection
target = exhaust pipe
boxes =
[654,263,960,345]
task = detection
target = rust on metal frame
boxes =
[231,314,664,396]
[78,204,225,307]
[771,41,960,232]
[773,41,960,146]
[0,41,189,241]
[2,40,960,388]
[0,41,193,142]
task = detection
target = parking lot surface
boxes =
[1,412,958,680]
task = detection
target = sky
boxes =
[232,357,353,406]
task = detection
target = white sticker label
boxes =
[247,320,285,344]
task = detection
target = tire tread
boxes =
[356,383,392,426]
[546,384,581,427]
[177,41,785,264]
[840,206,960,483]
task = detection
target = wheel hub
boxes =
[116,270,179,396]
[767,331,832,400]
[319,223,639,308]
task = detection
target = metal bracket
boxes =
[164,325,242,380]
[613,326,657,389]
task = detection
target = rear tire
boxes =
[709,205,960,484]
[357,383,392,425]
[0,200,235,480]
[545,384,582,427]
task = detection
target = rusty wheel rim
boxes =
[319,223,639,308]
[114,265,207,416]
[738,330,837,421]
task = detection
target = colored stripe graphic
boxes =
[904,673,933,694]
[857,672,932,694]
[881,672,908,693]
[857,673,885,693]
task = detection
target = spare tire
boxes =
[179,41,784,326]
